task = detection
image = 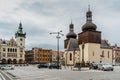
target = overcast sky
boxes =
[0,0,120,51]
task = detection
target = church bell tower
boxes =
[78,6,101,44]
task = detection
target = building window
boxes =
[3,48,6,52]
[70,53,72,61]
[11,42,13,46]
[20,43,22,46]
[20,48,23,52]
[13,49,14,52]
[20,54,22,57]
[15,49,17,52]
[108,51,110,58]
[8,48,9,52]
[93,51,94,56]
[10,48,12,52]
[102,51,104,57]
[20,38,23,41]
[3,53,6,57]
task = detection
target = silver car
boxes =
[98,63,113,71]
[1,64,15,70]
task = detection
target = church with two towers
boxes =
[64,6,113,66]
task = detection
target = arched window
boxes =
[15,49,17,52]
[93,51,94,56]
[10,48,12,52]
[8,48,9,52]
[70,53,72,61]
[102,51,104,57]
[13,48,14,52]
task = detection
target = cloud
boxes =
[0,0,120,51]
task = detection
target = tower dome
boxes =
[66,22,77,39]
[82,6,97,31]
[82,21,97,31]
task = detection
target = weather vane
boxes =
[86,0,90,10]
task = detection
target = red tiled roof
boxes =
[51,51,64,55]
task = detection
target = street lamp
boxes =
[50,30,64,69]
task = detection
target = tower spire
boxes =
[88,4,90,11]
[15,22,26,38]
[71,19,73,24]
[69,19,74,32]
[19,21,22,29]
[86,4,92,22]
[66,21,77,39]
[82,5,97,31]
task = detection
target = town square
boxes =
[0,0,120,80]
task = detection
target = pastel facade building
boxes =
[0,22,26,64]
[25,48,52,64]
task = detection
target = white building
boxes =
[64,7,113,66]
[0,22,26,64]
[64,22,81,66]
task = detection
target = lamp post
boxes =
[50,30,64,69]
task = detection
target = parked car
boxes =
[72,63,81,71]
[98,63,114,71]
[48,63,61,69]
[37,63,48,68]
[113,63,120,66]
[0,65,15,70]
[0,64,4,68]
[89,63,99,70]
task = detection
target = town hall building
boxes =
[0,22,26,64]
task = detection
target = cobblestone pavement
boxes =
[1,65,120,80]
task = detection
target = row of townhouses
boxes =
[25,48,64,64]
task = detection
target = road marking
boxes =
[0,70,13,80]
[0,73,6,80]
